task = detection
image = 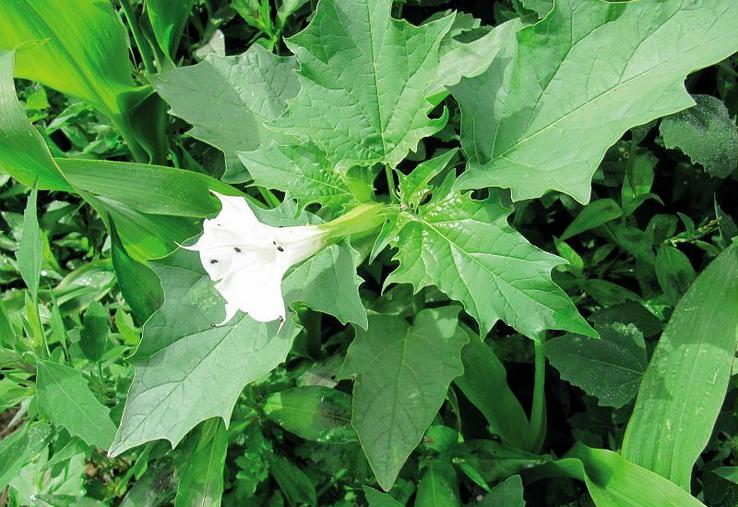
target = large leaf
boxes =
[0,0,154,161]
[546,323,647,409]
[154,46,299,182]
[273,0,453,171]
[451,0,738,203]
[110,226,366,455]
[622,245,738,490]
[382,183,595,339]
[36,361,117,449]
[527,443,705,507]
[0,50,71,191]
[238,142,354,212]
[108,247,299,456]
[340,306,468,490]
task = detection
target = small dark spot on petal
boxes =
[210,323,217,328]
[277,246,284,252]
[216,223,222,227]
[210,259,218,264]
[234,247,242,253]
[272,240,277,245]
[278,315,284,322]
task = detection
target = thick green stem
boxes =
[113,114,149,163]
[384,165,398,202]
[528,338,547,452]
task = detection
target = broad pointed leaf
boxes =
[274,0,454,171]
[110,212,366,455]
[154,46,299,182]
[452,0,738,203]
[384,183,595,339]
[108,248,299,456]
[238,143,354,212]
[341,306,468,490]
[546,323,647,409]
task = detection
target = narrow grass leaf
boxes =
[622,245,738,490]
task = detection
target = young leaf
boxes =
[660,95,738,179]
[340,306,468,490]
[546,323,647,408]
[427,19,521,105]
[384,185,595,339]
[17,186,43,301]
[520,0,552,18]
[280,238,368,329]
[0,298,15,347]
[451,0,738,203]
[398,149,457,208]
[174,420,228,507]
[622,245,738,490]
[450,440,545,484]
[110,224,164,326]
[154,46,299,182]
[589,302,663,338]
[36,361,117,449]
[274,0,454,171]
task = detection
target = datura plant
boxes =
[186,193,383,324]
[0,0,737,505]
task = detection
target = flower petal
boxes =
[213,251,290,323]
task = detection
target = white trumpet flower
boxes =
[185,192,329,325]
